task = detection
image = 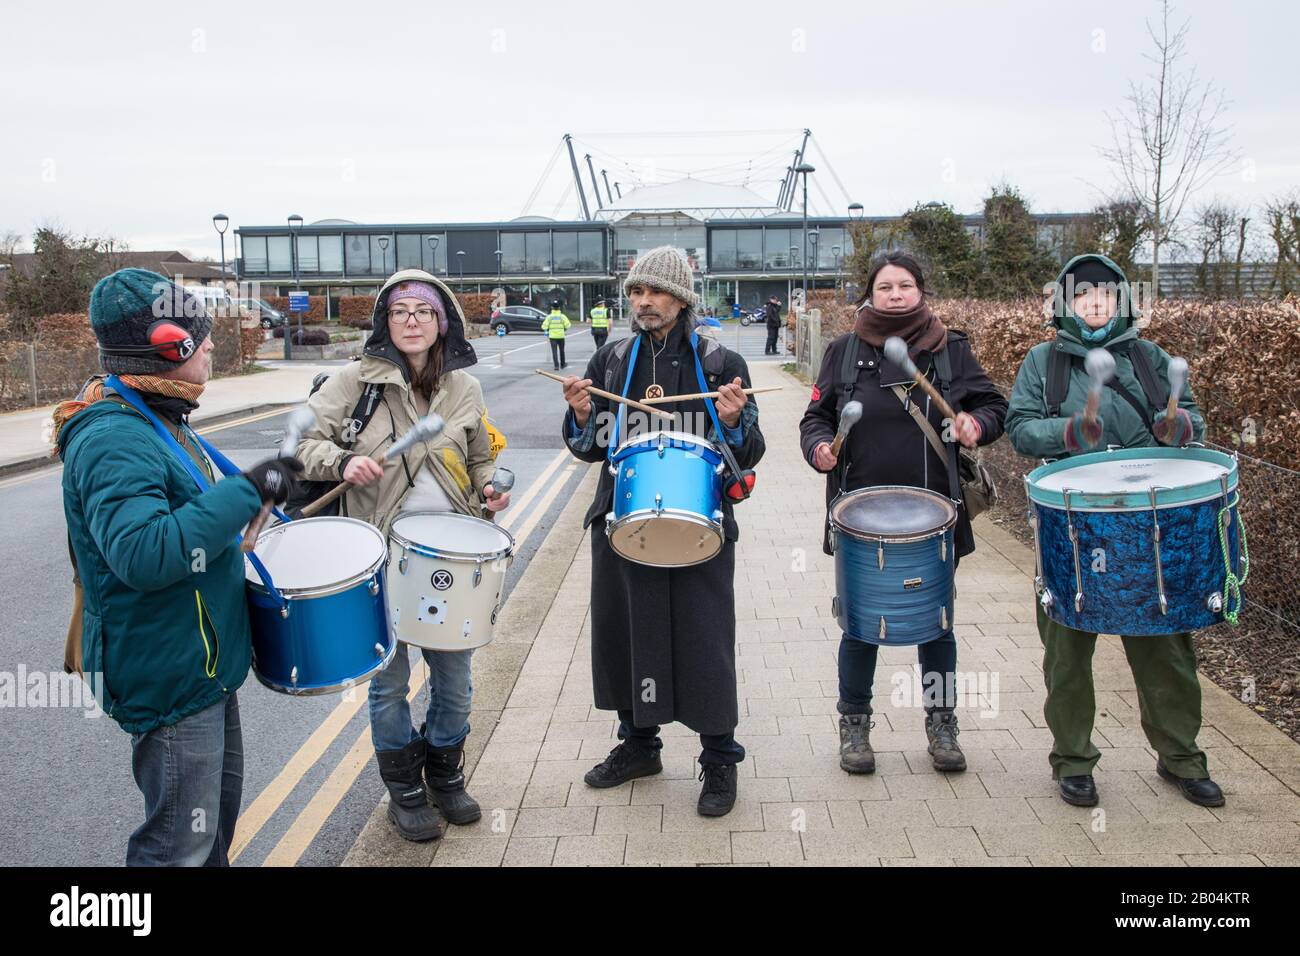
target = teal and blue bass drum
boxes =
[830,486,958,645]
[1026,447,1248,635]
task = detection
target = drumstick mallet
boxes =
[1165,356,1189,418]
[883,337,957,421]
[241,406,316,553]
[1083,348,1116,426]
[299,413,446,519]
[483,466,515,507]
[829,400,863,457]
[534,369,675,422]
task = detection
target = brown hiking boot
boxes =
[925,711,967,772]
[838,714,876,774]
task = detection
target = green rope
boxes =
[1216,493,1249,625]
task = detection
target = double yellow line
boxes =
[233,447,582,866]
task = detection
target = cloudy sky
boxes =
[3,0,1295,260]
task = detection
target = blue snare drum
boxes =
[244,517,395,695]
[830,486,958,646]
[607,430,725,567]
[1026,447,1245,635]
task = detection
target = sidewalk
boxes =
[0,362,336,471]
[347,363,1300,867]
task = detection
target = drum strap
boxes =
[105,376,284,603]
[890,383,962,506]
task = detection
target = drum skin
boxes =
[607,431,724,568]
[830,487,957,646]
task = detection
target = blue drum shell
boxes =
[611,436,722,525]
[834,531,955,646]
[246,570,394,695]
[1033,498,1241,635]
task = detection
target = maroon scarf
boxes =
[854,299,948,359]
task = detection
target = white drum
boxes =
[387,512,516,651]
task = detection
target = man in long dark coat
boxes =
[559,245,765,816]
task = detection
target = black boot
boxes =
[925,710,967,772]
[376,737,444,842]
[583,741,663,789]
[838,714,876,774]
[1058,774,1099,807]
[424,736,482,825]
[1156,760,1225,807]
[697,761,738,817]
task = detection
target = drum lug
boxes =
[877,541,885,571]
[279,603,290,620]
[473,562,482,588]
[290,666,298,688]
[1063,489,1085,613]
[831,595,840,618]
[1149,486,1169,616]
[878,617,887,642]
[1040,588,1054,609]
[939,536,947,562]
[374,643,384,658]
[607,461,618,478]
[1207,592,1224,613]
[940,606,949,630]
[368,576,380,596]
[654,493,663,515]
[828,526,837,554]
[491,604,500,625]
[462,619,472,638]
[399,547,408,576]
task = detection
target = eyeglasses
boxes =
[388,308,437,324]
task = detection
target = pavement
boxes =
[342,361,1300,867]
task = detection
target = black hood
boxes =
[363,269,477,379]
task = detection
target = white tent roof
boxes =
[596,178,780,221]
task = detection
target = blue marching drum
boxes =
[244,516,396,695]
[606,430,725,567]
[830,486,958,646]
[1026,446,1247,635]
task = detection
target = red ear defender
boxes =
[147,321,196,362]
[724,470,757,502]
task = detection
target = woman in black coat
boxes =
[799,252,1007,776]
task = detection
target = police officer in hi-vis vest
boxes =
[589,299,611,350]
[542,301,571,371]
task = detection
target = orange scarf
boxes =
[50,375,205,455]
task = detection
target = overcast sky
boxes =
[3,0,1295,260]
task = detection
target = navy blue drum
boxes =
[1026,447,1246,635]
[830,486,958,646]
[244,517,395,695]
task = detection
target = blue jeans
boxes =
[837,631,958,716]
[369,644,473,752]
[127,693,242,867]
[616,709,746,767]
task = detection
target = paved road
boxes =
[0,323,786,866]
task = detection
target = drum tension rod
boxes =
[1063,489,1085,613]
[1149,486,1169,616]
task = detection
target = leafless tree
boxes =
[1101,0,1237,300]
[1263,193,1300,295]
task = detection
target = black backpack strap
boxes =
[931,347,963,506]
[1045,343,1073,417]
[339,382,385,449]
[1128,339,1169,410]
[603,335,636,393]
[834,335,862,414]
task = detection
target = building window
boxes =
[395,233,423,271]
[268,235,292,273]
[345,235,370,275]
[737,230,762,270]
[500,232,525,273]
[242,236,268,273]
[764,228,791,269]
[422,234,446,274]
[711,230,737,270]
[318,235,343,273]
[370,234,395,275]
[553,232,578,271]
[577,231,603,271]
[525,232,551,273]
[295,235,319,272]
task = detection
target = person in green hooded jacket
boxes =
[1005,253,1224,809]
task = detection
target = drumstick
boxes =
[883,337,957,421]
[830,400,863,456]
[534,368,676,422]
[1165,356,1189,418]
[1083,349,1116,426]
[640,385,783,405]
[485,466,515,501]
[241,406,316,553]
[298,413,446,520]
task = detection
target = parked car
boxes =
[238,297,287,329]
[490,304,548,335]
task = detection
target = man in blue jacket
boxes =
[55,269,302,865]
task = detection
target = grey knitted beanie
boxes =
[623,245,698,307]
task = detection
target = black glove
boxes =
[242,457,304,505]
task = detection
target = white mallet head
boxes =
[1084,348,1115,388]
[280,407,316,458]
[882,337,916,377]
[385,413,445,460]
[837,400,863,437]
[489,466,516,495]
[1167,356,1189,397]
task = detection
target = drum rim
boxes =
[828,485,959,542]
[389,510,516,563]
[1026,446,1239,510]
[246,516,388,598]
[611,429,722,463]
[251,640,396,696]
[606,507,724,567]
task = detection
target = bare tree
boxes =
[1191,200,1250,297]
[1101,0,1236,300]
[1263,193,1300,296]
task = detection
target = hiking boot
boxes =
[583,741,663,789]
[376,737,444,842]
[1156,760,1225,807]
[1059,774,1099,807]
[697,761,738,817]
[838,714,876,774]
[925,710,967,772]
[424,735,481,825]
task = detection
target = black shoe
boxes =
[423,733,482,825]
[376,737,444,842]
[1156,761,1225,807]
[583,741,663,789]
[697,761,738,817]
[1058,774,1099,807]
[925,710,967,772]
[838,714,875,774]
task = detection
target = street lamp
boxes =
[494,248,503,277]
[832,244,842,298]
[809,230,820,303]
[377,235,389,275]
[795,162,816,305]
[848,202,864,221]
[212,213,229,297]
[426,235,440,273]
[286,213,303,360]
[456,250,466,288]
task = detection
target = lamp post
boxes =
[494,248,503,278]
[377,235,389,275]
[832,244,842,298]
[285,213,303,360]
[426,235,440,273]
[456,250,465,285]
[212,214,229,301]
[795,162,816,305]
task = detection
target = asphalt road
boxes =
[0,322,787,866]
